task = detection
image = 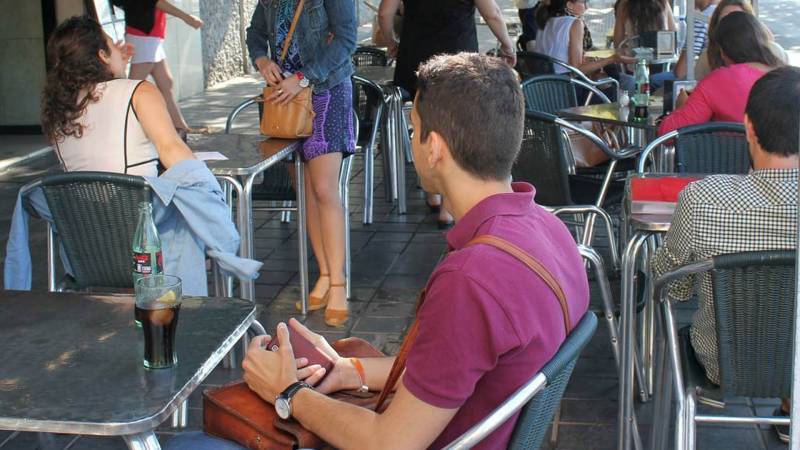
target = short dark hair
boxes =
[745,66,800,156]
[415,53,524,181]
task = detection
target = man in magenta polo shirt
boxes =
[233,53,590,449]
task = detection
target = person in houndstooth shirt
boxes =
[652,66,800,444]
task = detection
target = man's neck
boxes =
[752,152,799,171]
[440,177,514,222]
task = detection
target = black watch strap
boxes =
[280,380,311,400]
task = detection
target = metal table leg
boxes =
[296,155,309,314]
[123,431,160,450]
[392,88,407,215]
[618,232,650,450]
[237,173,257,301]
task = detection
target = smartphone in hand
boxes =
[265,327,335,376]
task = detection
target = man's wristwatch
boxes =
[295,71,310,88]
[275,381,312,420]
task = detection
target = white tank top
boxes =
[534,16,578,74]
[56,79,159,177]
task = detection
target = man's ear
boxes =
[743,114,758,149]
[427,130,450,169]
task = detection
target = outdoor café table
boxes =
[617,174,677,450]
[0,290,259,450]
[354,65,408,216]
[556,99,663,148]
[188,133,310,310]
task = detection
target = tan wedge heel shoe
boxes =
[296,274,329,312]
[324,283,349,328]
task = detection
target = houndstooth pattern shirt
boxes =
[651,169,798,385]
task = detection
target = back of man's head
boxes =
[415,53,524,181]
[745,66,800,157]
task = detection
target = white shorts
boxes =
[125,34,166,64]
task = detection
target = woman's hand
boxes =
[115,40,135,64]
[614,52,637,66]
[266,74,304,105]
[183,14,204,29]
[287,319,362,394]
[676,88,691,108]
[255,57,284,86]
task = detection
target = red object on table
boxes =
[630,176,700,203]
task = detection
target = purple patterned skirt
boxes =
[301,80,356,161]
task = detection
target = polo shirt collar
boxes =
[446,182,536,250]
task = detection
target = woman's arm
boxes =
[665,1,676,31]
[570,20,619,75]
[378,0,402,58]
[302,0,358,85]
[155,0,203,28]
[132,81,195,169]
[657,75,715,135]
[475,0,517,66]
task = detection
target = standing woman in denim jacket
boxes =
[247,0,357,327]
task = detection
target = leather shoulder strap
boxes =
[280,0,305,64]
[466,235,572,334]
[374,234,571,413]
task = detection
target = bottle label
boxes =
[133,251,163,275]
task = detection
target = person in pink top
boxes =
[658,12,781,135]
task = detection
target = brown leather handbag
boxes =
[259,0,315,139]
[203,235,572,449]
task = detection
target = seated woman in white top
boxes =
[41,16,194,176]
[534,0,633,77]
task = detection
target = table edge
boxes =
[208,139,300,176]
[0,307,256,436]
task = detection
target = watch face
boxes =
[299,78,310,88]
[275,397,291,419]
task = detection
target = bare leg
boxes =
[128,62,155,81]
[303,164,330,298]
[151,60,190,131]
[306,152,347,311]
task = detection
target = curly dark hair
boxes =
[41,16,115,144]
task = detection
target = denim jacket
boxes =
[246,0,357,92]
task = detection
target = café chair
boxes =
[650,250,795,450]
[515,111,639,246]
[522,74,611,114]
[20,172,152,292]
[515,51,620,101]
[442,312,597,450]
[636,122,750,175]
[352,75,385,225]
[224,104,357,299]
[352,46,389,67]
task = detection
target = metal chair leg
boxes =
[171,400,189,428]
[340,157,353,299]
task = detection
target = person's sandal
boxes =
[324,283,349,328]
[295,274,329,312]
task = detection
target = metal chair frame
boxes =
[442,312,598,450]
[636,122,749,174]
[225,100,357,299]
[352,75,385,225]
[516,51,620,103]
[522,74,612,112]
[651,251,795,450]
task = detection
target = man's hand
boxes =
[243,323,300,403]
[265,75,303,105]
[387,39,399,59]
[287,318,362,394]
[255,57,284,86]
[183,14,204,29]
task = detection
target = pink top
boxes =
[658,63,768,135]
[403,182,590,449]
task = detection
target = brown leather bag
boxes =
[259,0,315,139]
[203,235,572,449]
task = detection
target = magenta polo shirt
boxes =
[403,182,590,449]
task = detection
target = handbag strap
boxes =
[280,0,306,65]
[374,234,571,413]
